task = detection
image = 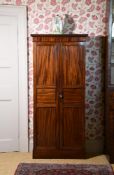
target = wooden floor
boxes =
[0,152,111,175]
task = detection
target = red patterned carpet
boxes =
[14,163,114,175]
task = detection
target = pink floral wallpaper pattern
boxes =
[86,37,105,141]
[0,0,108,153]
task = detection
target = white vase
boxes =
[52,15,63,34]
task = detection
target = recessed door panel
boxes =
[61,107,84,148]
[62,43,85,88]
[35,108,58,148]
[63,89,83,105]
[36,44,58,88]
[37,89,56,107]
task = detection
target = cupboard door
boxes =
[60,43,85,157]
[33,42,59,158]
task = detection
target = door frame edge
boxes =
[18,5,28,152]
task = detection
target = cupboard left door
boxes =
[33,42,59,158]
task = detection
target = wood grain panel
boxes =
[35,108,58,148]
[63,89,83,105]
[36,44,58,88]
[109,101,114,110]
[62,44,85,88]
[60,107,84,149]
[108,92,114,110]
[37,89,56,107]
[109,91,114,100]
[109,111,114,135]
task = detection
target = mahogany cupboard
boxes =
[31,34,88,158]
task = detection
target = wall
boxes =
[0,0,108,155]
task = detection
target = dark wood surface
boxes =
[105,0,114,163]
[32,34,88,158]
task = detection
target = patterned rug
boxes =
[14,163,114,175]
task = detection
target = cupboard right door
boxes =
[59,42,85,158]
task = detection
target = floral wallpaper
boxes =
[86,37,104,141]
[0,0,108,154]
